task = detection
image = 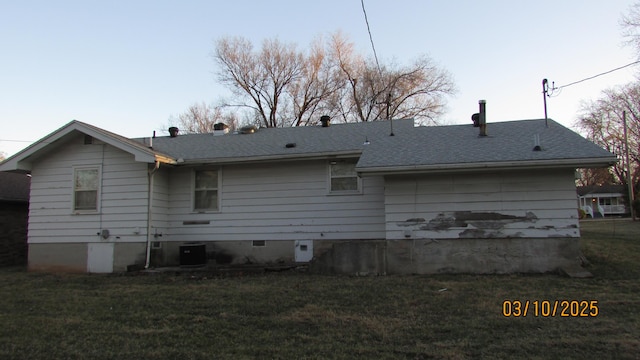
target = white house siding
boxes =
[151,167,170,237]
[310,169,582,275]
[165,160,385,243]
[27,135,150,271]
[154,160,384,262]
[384,169,580,240]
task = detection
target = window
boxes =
[194,169,219,211]
[329,159,359,192]
[73,167,100,211]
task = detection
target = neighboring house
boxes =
[0,113,616,274]
[577,185,628,218]
[0,172,30,267]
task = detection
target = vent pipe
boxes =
[533,134,542,151]
[320,115,331,127]
[478,100,487,137]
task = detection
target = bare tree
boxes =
[621,1,640,58]
[214,37,304,128]
[212,32,456,127]
[287,36,343,126]
[575,83,640,189]
[169,102,237,134]
[576,168,616,187]
[327,33,455,124]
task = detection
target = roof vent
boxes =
[239,125,257,134]
[533,134,542,151]
[285,142,296,148]
[320,115,331,127]
[213,122,230,136]
[169,127,179,137]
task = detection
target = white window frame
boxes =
[327,159,361,194]
[72,165,102,214]
[192,168,221,212]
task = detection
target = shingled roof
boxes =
[356,119,616,174]
[143,119,414,164]
[1,118,616,175]
[577,185,627,196]
[145,118,615,172]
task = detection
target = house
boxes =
[0,172,30,267]
[577,185,628,218]
[0,111,616,274]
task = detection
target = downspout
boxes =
[145,160,160,269]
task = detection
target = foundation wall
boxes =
[310,238,581,275]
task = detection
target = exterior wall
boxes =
[151,167,170,238]
[25,136,585,275]
[311,169,583,275]
[151,160,386,266]
[0,201,28,267]
[384,169,580,240]
[27,134,150,271]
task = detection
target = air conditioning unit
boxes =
[179,243,207,267]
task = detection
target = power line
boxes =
[0,139,37,143]
[556,60,640,90]
[360,0,382,76]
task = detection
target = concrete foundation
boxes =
[29,242,147,273]
[29,243,88,273]
[113,243,146,271]
[310,237,582,275]
[150,240,296,267]
[27,237,582,274]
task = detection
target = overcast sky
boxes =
[1,0,637,157]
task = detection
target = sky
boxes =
[1,0,638,157]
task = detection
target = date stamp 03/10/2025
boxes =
[502,300,599,318]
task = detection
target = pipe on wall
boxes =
[144,160,160,269]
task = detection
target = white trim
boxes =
[71,165,102,214]
[357,157,618,176]
[327,159,362,195]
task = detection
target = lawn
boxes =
[1,220,639,359]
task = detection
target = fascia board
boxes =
[357,157,618,176]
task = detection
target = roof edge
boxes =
[0,120,176,171]
[357,157,618,176]
[178,150,363,165]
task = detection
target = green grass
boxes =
[1,220,639,359]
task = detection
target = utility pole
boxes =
[623,111,636,221]
[542,79,549,127]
